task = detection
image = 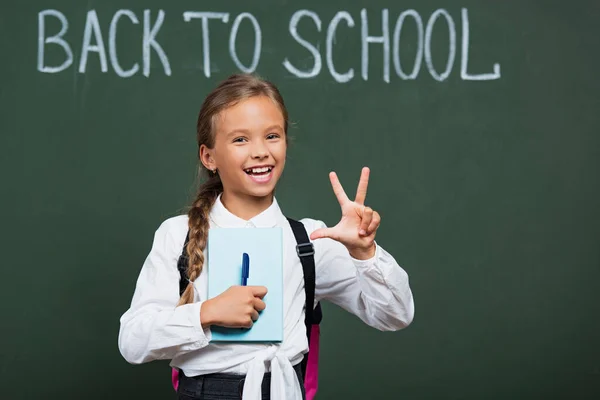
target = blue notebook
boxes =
[206,227,283,342]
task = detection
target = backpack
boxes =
[171,217,323,400]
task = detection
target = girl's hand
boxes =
[200,286,267,329]
[310,167,381,260]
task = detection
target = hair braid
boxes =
[177,175,223,306]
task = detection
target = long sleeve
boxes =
[118,217,211,364]
[309,219,415,331]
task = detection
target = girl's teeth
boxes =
[249,167,271,174]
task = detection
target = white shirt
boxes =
[118,195,414,399]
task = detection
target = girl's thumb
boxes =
[310,228,333,240]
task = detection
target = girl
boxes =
[118,73,415,400]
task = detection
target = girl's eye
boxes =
[267,133,280,140]
[233,137,247,143]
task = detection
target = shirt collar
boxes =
[209,193,282,228]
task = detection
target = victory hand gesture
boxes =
[310,167,381,260]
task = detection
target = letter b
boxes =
[38,10,73,73]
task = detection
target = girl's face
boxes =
[201,95,287,202]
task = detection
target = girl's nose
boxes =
[251,142,269,159]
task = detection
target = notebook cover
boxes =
[206,227,283,342]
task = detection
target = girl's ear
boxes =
[199,144,217,172]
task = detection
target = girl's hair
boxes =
[178,73,289,306]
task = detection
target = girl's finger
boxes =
[367,211,381,235]
[354,167,370,205]
[253,298,266,312]
[359,207,373,235]
[329,172,350,206]
[310,227,338,241]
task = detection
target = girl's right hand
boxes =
[200,286,267,329]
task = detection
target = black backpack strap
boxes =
[286,218,323,333]
[177,231,190,296]
[287,217,322,379]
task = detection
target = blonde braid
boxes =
[177,175,222,306]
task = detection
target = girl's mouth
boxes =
[244,166,274,184]
[244,166,273,176]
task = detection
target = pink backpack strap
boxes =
[171,368,179,391]
[304,324,321,400]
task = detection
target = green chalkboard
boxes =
[1,0,599,399]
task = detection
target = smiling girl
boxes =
[118,73,415,400]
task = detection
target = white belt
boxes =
[242,345,304,400]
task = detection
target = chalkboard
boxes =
[1,1,599,399]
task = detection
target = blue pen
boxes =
[241,253,249,286]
